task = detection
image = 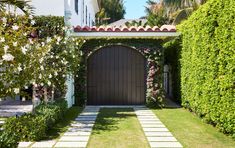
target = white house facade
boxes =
[30,0,99,27]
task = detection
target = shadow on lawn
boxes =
[92,108,136,135]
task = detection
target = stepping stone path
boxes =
[18,106,182,148]
[54,106,100,148]
[134,107,183,148]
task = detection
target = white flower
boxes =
[46,37,52,43]
[2,53,14,61]
[0,37,5,43]
[1,17,7,24]
[54,71,58,76]
[31,20,35,25]
[4,45,9,53]
[23,33,27,36]
[17,66,22,72]
[21,46,28,54]
[24,86,28,89]
[13,42,17,47]
[40,65,44,70]
[14,88,20,94]
[29,39,34,44]
[39,58,43,63]
[56,36,62,43]
[39,74,42,79]
[49,74,52,78]
[29,15,33,20]
[12,25,19,30]
[41,42,45,47]
[47,81,51,86]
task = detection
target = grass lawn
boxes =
[44,106,83,140]
[87,108,150,148]
[152,108,235,148]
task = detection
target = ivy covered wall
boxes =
[75,38,166,107]
[179,0,235,138]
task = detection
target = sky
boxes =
[124,0,147,19]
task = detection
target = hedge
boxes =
[0,100,68,147]
[178,0,235,138]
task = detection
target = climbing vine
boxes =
[75,38,165,107]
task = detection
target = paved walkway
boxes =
[0,100,33,117]
[18,106,182,148]
[134,106,182,148]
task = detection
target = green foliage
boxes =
[2,114,46,142]
[96,0,126,25]
[0,13,83,99]
[0,100,68,146]
[34,16,64,38]
[178,0,235,138]
[125,20,146,27]
[163,38,182,103]
[34,100,68,129]
[145,0,207,25]
[147,13,168,27]
[0,131,18,148]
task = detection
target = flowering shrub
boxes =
[143,48,165,107]
[0,9,84,99]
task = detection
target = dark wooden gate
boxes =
[87,45,146,105]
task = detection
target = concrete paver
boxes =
[134,107,183,148]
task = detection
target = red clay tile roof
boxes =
[74,25,176,32]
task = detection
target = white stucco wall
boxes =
[30,0,64,16]
[30,0,98,27]
[66,0,99,27]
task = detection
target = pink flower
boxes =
[12,25,19,30]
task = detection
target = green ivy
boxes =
[75,38,165,107]
[178,0,235,138]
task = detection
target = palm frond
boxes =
[0,0,34,14]
[172,7,193,25]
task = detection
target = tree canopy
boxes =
[146,0,208,25]
[96,0,126,25]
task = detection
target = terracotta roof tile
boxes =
[73,25,176,33]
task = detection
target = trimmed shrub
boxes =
[178,0,235,138]
[1,114,46,142]
[35,100,68,129]
[0,100,68,146]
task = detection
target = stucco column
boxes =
[64,0,74,108]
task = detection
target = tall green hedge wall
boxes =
[179,0,235,138]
